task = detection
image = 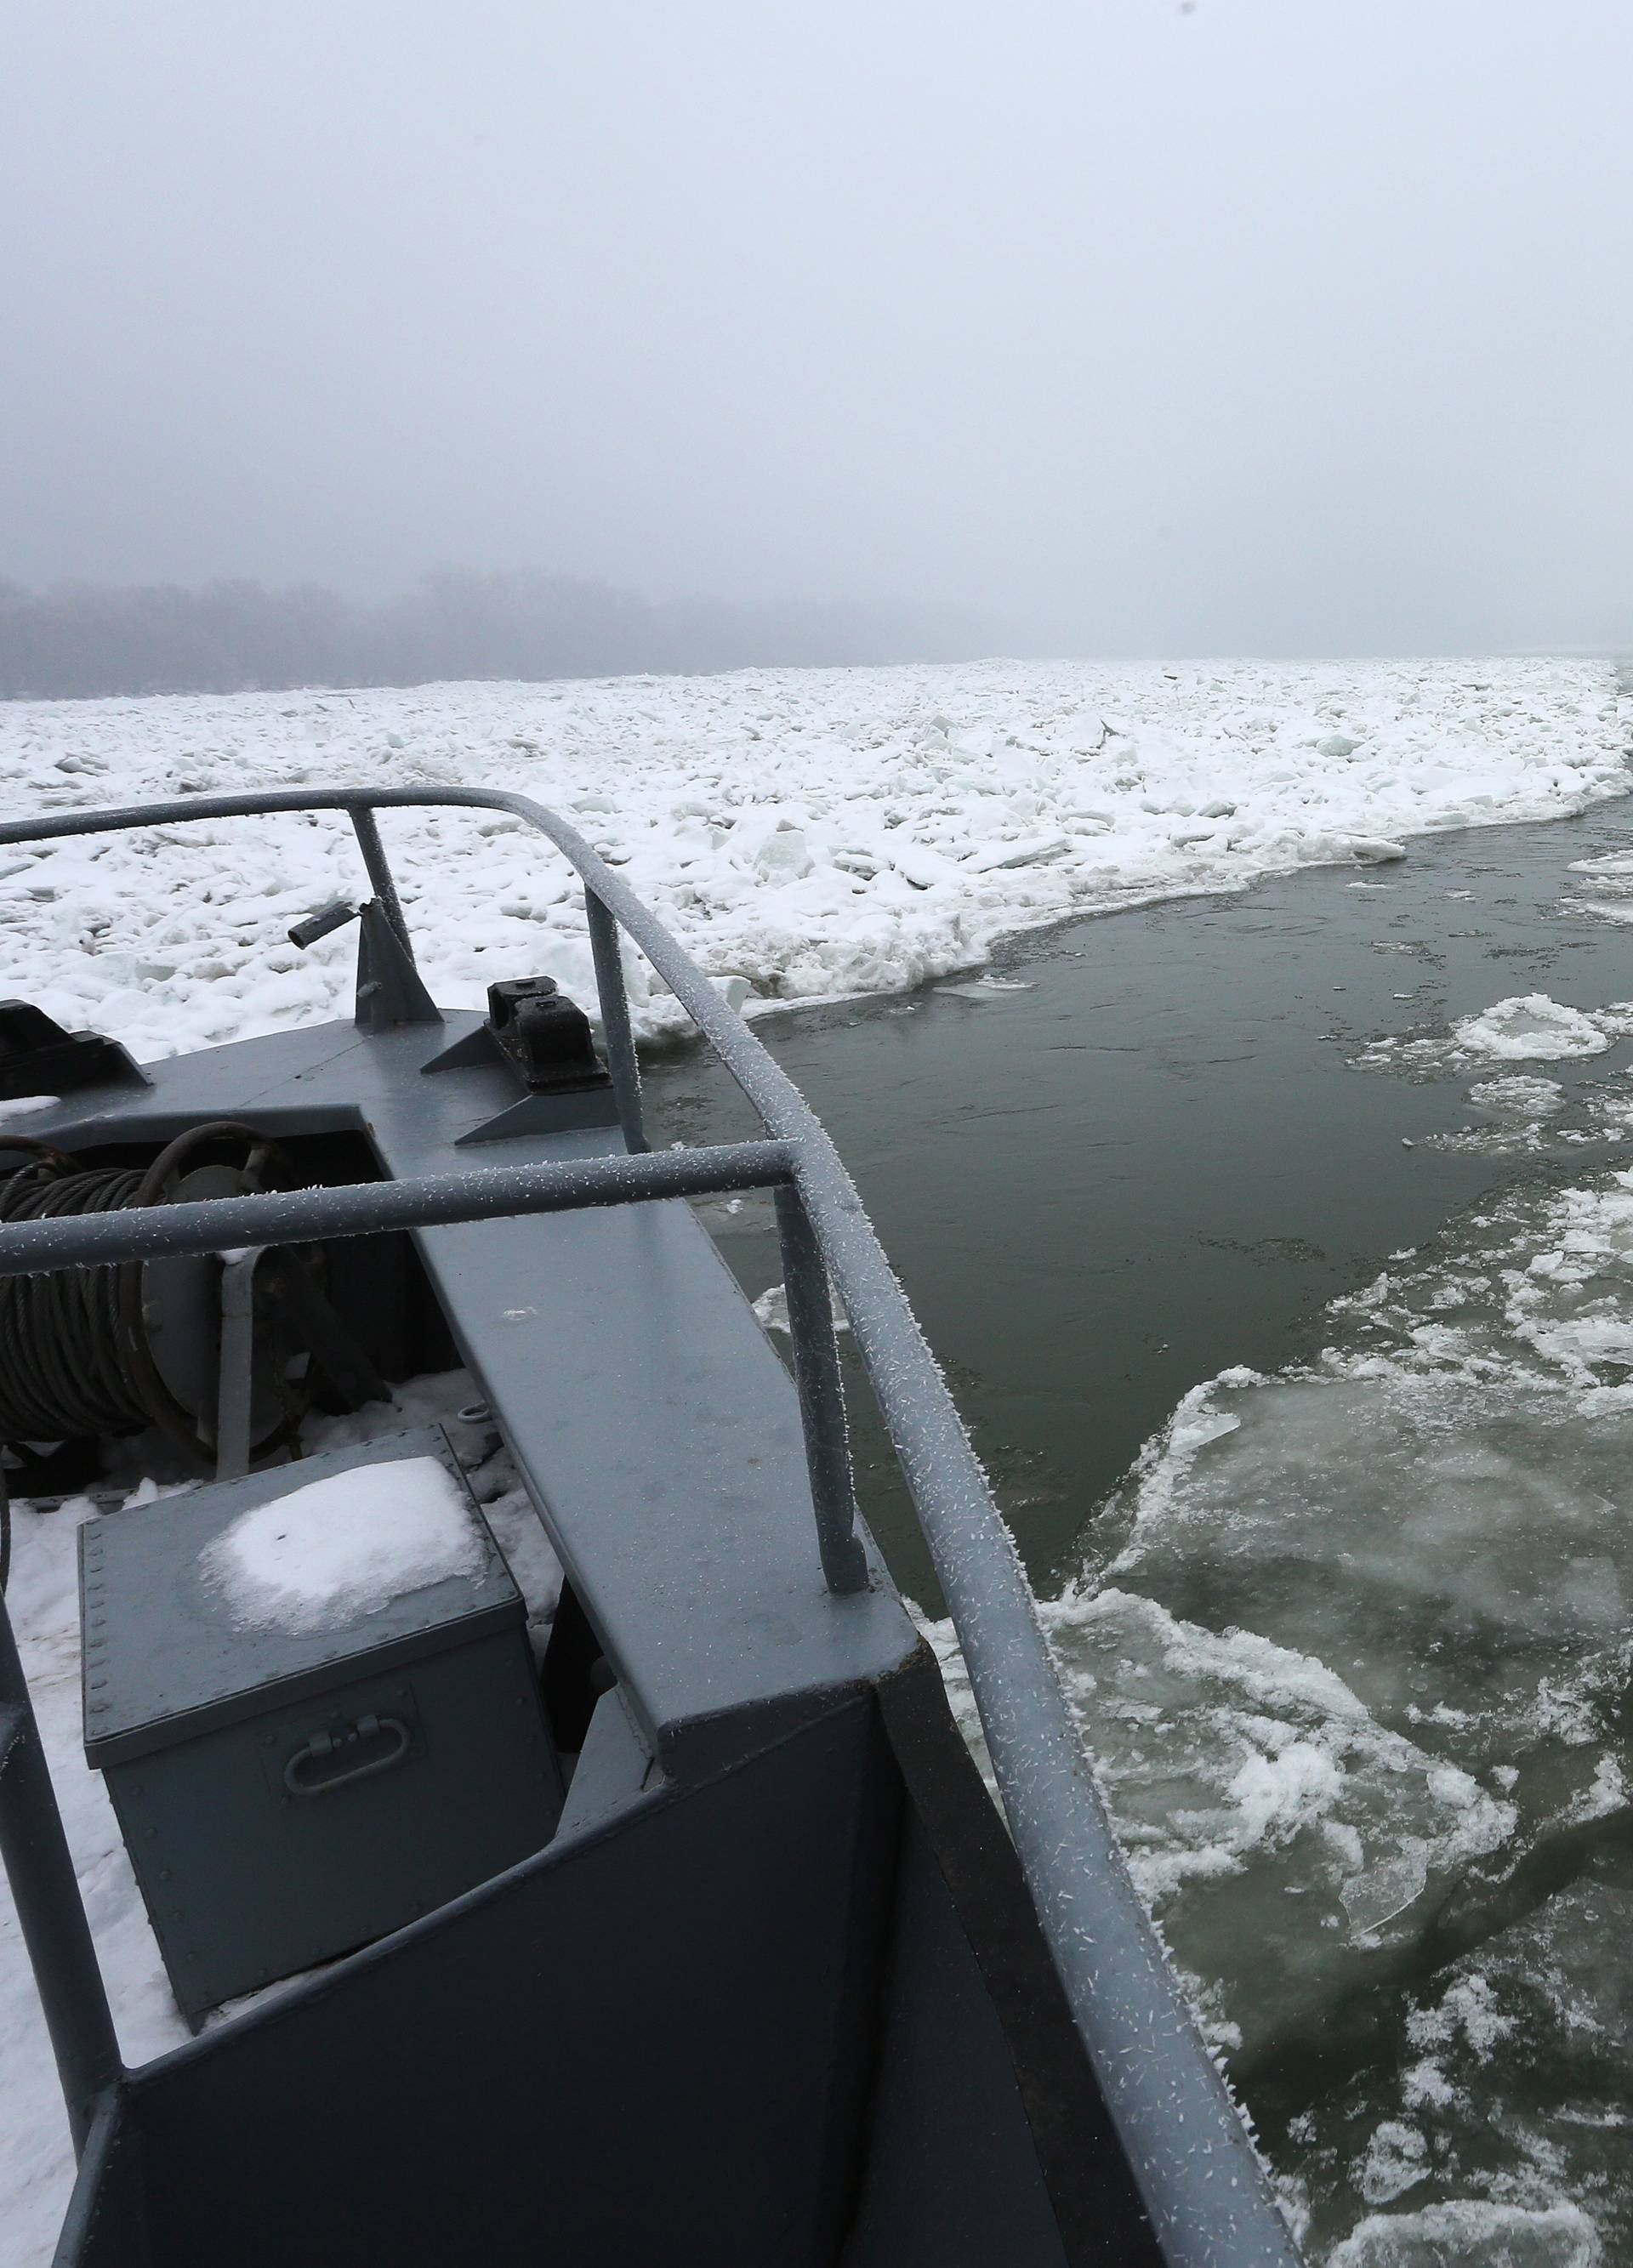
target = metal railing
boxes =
[0,787,1299,2268]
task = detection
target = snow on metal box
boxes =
[78,1426,562,2024]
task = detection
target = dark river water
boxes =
[645,796,1633,1609]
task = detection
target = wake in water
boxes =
[928,1016,1633,2265]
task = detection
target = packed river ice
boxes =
[0,657,1621,1060]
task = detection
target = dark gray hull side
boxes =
[61,1657,1153,2267]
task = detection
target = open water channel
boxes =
[646,793,1633,2267]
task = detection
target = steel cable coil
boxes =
[0,1124,296,1595]
[0,1155,151,1439]
[0,1121,280,1451]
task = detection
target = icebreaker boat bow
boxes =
[0,788,1298,2268]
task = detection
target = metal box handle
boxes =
[283,1713,410,1798]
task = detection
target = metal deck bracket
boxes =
[355,901,442,1032]
[0,1000,149,1098]
[213,1248,262,1482]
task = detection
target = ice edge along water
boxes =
[0,656,1622,1063]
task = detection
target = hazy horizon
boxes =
[5,2,1631,660]
[5,562,1623,709]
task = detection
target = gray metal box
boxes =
[80,1427,561,2026]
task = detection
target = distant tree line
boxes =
[0,570,986,700]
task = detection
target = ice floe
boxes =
[1348,975,1633,1154]
[1466,1077,1566,1118]
[1453,998,1628,1063]
[1351,997,1633,1082]
[1330,2203,1599,2268]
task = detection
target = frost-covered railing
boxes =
[0,787,1299,2268]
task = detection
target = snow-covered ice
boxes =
[1453,996,1626,1063]
[1563,849,1633,932]
[0,657,1623,1062]
[749,1278,851,1336]
[1351,997,1633,1082]
[921,1582,1513,2072]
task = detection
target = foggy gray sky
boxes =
[3,0,1630,656]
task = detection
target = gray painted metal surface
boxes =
[0,1600,121,2154]
[3,1009,914,1771]
[0,998,1118,2260]
[80,1430,522,1764]
[775,1180,868,1594]
[0,1136,799,1276]
[554,1688,654,1839]
[111,1701,925,2268]
[0,786,1300,2268]
[81,1429,560,2020]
